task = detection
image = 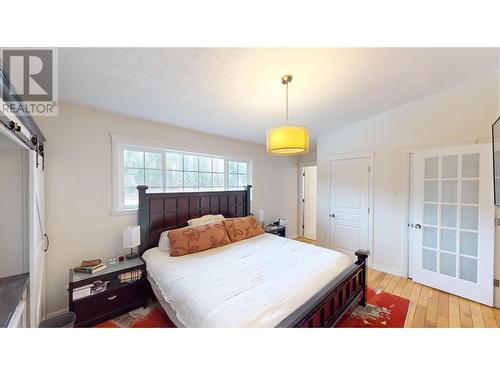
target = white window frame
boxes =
[111,134,252,214]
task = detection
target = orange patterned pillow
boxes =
[223,215,264,243]
[167,222,231,257]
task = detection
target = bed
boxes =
[137,185,368,327]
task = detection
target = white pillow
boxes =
[158,230,170,252]
[188,214,225,226]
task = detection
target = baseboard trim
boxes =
[287,232,298,240]
[45,307,68,320]
[370,263,403,277]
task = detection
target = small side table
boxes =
[264,224,286,237]
[68,257,148,327]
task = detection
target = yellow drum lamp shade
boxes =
[266,126,309,155]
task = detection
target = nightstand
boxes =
[264,224,286,237]
[68,257,149,327]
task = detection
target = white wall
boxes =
[0,139,25,278]
[37,102,298,315]
[317,71,500,278]
[298,147,317,164]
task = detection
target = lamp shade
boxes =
[266,126,309,155]
[257,209,265,223]
[123,225,140,248]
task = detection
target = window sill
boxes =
[110,208,138,216]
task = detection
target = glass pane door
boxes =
[422,153,480,282]
[411,144,493,306]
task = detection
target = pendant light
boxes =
[266,75,309,155]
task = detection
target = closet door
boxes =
[328,157,370,256]
[29,150,46,327]
[303,166,317,240]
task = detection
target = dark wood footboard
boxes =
[277,250,369,328]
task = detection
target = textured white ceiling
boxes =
[59,48,500,144]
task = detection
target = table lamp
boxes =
[257,209,265,225]
[123,225,140,259]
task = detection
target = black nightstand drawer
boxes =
[71,279,146,327]
[264,225,286,237]
[268,229,283,236]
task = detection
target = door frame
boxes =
[326,151,375,265]
[298,161,317,238]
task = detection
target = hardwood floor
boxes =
[294,236,317,244]
[367,268,500,328]
[293,237,500,328]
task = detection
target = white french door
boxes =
[329,158,371,257]
[410,144,494,306]
[29,150,46,326]
[303,166,317,240]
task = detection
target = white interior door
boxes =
[410,144,494,306]
[303,166,317,240]
[29,150,46,327]
[329,158,370,256]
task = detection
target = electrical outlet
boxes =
[64,284,69,296]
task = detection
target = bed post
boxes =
[137,185,149,255]
[245,185,252,216]
[355,250,369,307]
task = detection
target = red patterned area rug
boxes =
[338,287,410,328]
[95,288,409,328]
[95,303,176,328]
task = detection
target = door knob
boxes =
[329,213,336,218]
[415,224,422,229]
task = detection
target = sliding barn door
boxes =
[410,144,494,305]
[29,150,46,326]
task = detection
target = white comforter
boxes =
[143,233,352,327]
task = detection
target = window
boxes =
[165,152,229,192]
[227,160,248,188]
[123,150,163,206]
[113,139,251,212]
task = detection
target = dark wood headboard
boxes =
[137,185,252,254]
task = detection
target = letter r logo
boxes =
[2,49,53,102]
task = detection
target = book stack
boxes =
[73,284,92,300]
[74,259,107,274]
[118,269,142,284]
[72,280,110,300]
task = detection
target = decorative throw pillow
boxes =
[167,222,231,257]
[223,215,264,243]
[188,214,225,226]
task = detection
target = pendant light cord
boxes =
[285,80,289,123]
